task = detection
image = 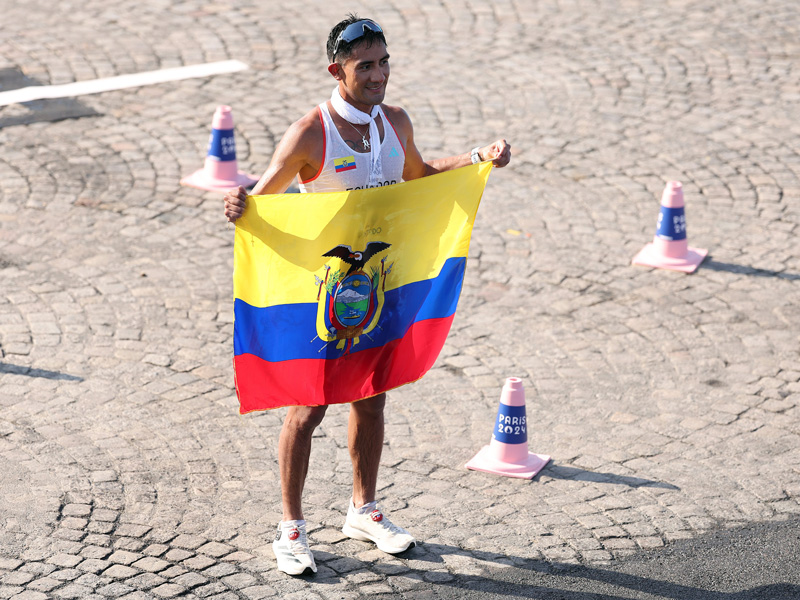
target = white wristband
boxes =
[470,147,482,164]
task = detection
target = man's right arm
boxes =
[223,112,321,222]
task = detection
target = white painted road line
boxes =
[0,60,249,107]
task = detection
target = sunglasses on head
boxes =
[332,20,383,59]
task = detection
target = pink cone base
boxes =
[632,243,708,273]
[465,446,551,480]
[180,169,258,193]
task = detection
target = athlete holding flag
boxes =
[224,14,511,575]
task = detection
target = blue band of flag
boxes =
[234,257,466,362]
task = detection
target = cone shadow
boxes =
[541,463,680,490]
[702,258,800,281]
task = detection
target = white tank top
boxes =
[298,103,406,193]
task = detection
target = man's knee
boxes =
[285,405,328,432]
[351,393,386,418]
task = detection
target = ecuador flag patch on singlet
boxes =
[334,155,357,173]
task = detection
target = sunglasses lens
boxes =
[343,20,382,42]
[334,20,383,57]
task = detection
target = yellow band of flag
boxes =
[234,162,492,309]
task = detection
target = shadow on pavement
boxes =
[0,362,83,382]
[702,258,800,281]
[542,463,680,490]
[407,517,800,599]
[0,67,99,128]
[306,518,800,598]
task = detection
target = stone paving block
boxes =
[95,582,134,598]
[45,554,82,570]
[150,583,184,598]
[171,572,207,589]
[239,585,278,599]
[182,556,216,571]
[0,571,34,586]
[163,549,194,563]
[158,565,186,580]
[78,559,112,574]
[221,551,255,563]
[201,563,238,578]
[87,521,115,534]
[111,538,145,553]
[61,505,91,518]
[101,565,139,580]
[115,592,153,600]
[192,582,227,597]
[113,525,151,539]
[18,564,56,577]
[24,577,61,592]
[51,583,93,598]
[107,552,142,566]
[130,557,169,573]
[12,591,49,600]
[196,542,233,558]
[171,535,206,551]
[124,573,166,590]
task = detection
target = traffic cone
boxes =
[180,105,259,192]
[632,181,708,273]
[465,377,551,479]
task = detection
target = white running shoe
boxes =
[272,521,317,575]
[341,500,416,554]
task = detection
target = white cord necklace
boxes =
[330,87,383,186]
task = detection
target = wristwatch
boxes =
[470,147,482,164]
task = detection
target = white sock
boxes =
[280,519,305,529]
[353,500,377,515]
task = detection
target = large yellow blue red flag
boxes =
[233,162,492,413]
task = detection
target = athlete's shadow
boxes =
[308,531,799,599]
[392,542,800,599]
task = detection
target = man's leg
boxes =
[343,393,415,553]
[348,393,386,506]
[278,405,328,520]
[273,405,328,575]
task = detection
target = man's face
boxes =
[334,41,390,110]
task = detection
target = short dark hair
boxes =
[327,13,387,63]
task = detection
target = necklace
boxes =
[345,120,370,150]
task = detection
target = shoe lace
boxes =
[288,527,311,556]
[373,510,405,535]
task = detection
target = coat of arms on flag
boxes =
[233,162,493,412]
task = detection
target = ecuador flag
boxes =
[233,162,492,412]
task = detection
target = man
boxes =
[223,14,511,576]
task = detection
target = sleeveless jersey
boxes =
[298,102,406,193]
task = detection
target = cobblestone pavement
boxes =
[1,0,799,598]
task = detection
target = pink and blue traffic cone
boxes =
[632,181,708,273]
[181,105,259,192]
[465,377,551,479]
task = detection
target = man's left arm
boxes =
[385,107,511,181]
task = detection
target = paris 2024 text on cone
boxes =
[465,377,550,479]
[632,181,708,273]
[180,105,259,193]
